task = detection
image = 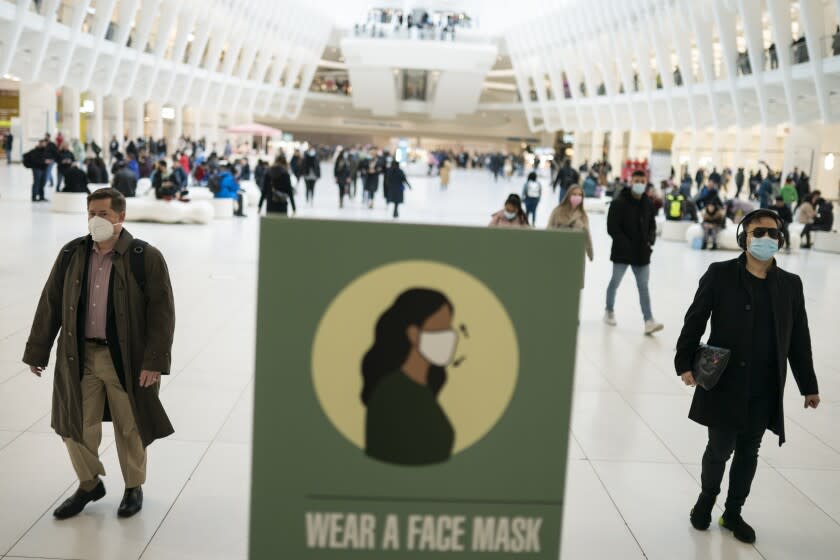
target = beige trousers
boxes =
[64,342,147,488]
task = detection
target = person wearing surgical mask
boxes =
[675,209,820,545]
[547,184,593,262]
[488,194,529,228]
[604,169,663,335]
[23,188,175,521]
[362,289,458,465]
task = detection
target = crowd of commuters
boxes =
[8,128,833,546]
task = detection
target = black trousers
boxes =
[305,179,316,202]
[700,395,774,515]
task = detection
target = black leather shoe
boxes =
[690,493,716,530]
[720,511,756,543]
[118,486,143,518]
[53,480,106,519]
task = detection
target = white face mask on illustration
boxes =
[418,329,459,367]
[88,216,122,243]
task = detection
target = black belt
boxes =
[85,338,109,346]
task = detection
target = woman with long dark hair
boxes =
[489,193,529,227]
[361,289,458,466]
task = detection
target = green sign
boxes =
[250,219,584,558]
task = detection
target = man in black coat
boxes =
[675,209,820,544]
[604,170,663,335]
[61,163,90,193]
[25,139,51,202]
[111,161,137,197]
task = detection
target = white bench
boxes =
[583,197,610,214]
[212,198,234,219]
[50,192,89,214]
[686,220,804,251]
[662,220,695,242]
[124,198,213,224]
[239,180,262,207]
[813,231,840,253]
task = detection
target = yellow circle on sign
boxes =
[311,260,519,459]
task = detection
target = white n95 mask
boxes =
[88,216,121,243]
[418,330,459,367]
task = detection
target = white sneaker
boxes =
[604,311,617,326]
[644,320,664,335]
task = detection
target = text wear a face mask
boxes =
[631,183,646,196]
[503,211,518,221]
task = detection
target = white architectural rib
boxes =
[123,0,162,97]
[160,6,200,105]
[102,0,141,96]
[56,0,94,87]
[798,0,830,122]
[711,0,744,128]
[0,0,32,77]
[766,0,797,125]
[737,0,770,126]
[670,9,699,130]
[686,0,721,128]
[141,1,180,102]
[27,0,60,83]
[81,0,119,93]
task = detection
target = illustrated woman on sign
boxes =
[361,289,459,466]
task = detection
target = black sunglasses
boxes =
[748,227,781,240]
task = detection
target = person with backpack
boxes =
[301,148,321,204]
[214,162,245,216]
[22,187,175,520]
[521,171,542,225]
[23,139,51,202]
[259,154,296,216]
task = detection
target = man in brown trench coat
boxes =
[22,187,175,519]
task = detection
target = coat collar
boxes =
[82,228,135,256]
[113,228,134,256]
[736,251,779,280]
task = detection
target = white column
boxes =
[209,111,219,150]
[131,98,144,139]
[91,91,104,147]
[147,102,163,139]
[192,106,202,140]
[111,96,124,147]
[173,105,183,148]
[19,81,57,151]
[62,86,81,141]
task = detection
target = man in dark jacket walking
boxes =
[675,209,820,544]
[25,139,51,202]
[23,188,175,520]
[604,170,663,335]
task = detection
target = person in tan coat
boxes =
[439,159,452,190]
[547,184,594,261]
[22,187,175,520]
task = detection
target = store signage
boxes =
[250,219,584,558]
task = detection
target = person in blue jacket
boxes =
[215,162,245,216]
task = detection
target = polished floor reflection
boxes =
[0,163,839,560]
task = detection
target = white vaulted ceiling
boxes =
[0,0,332,118]
[505,0,840,132]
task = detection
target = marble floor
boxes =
[0,162,839,559]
